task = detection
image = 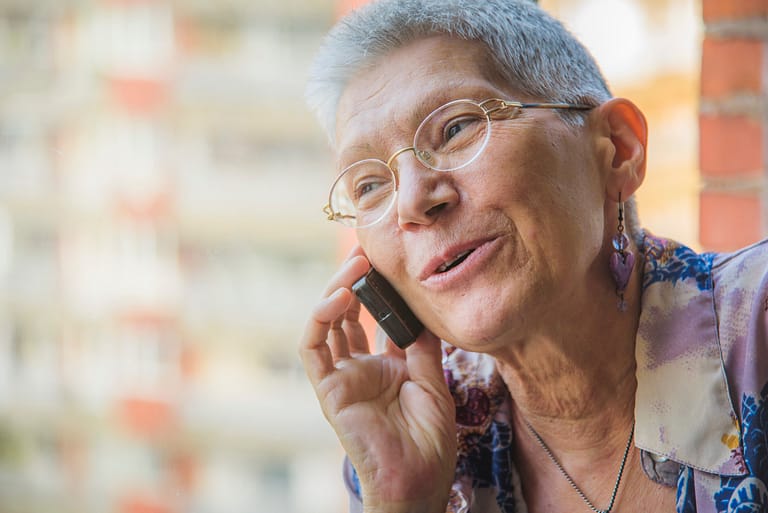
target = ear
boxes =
[592,98,647,202]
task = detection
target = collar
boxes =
[634,233,745,476]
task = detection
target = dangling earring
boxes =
[609,194,635,312]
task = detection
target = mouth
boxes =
[435,249,475,273]
[421,236,499,281]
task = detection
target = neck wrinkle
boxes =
[493,262,643,452]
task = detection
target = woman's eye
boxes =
[354,178,388,203]
[356,181,377,197]
[443,116,479,143]
[444,120,466,140]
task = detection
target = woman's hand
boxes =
[299,249,457,513]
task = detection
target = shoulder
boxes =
[636,235,768,494]
[711,238,768,287]
[714,237,768,263]
[709,238,768,353]
[642,235,768,390]
[641,233,717,291]
[640,233,768,310]
[710,240,768,489]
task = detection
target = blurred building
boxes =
[1,0,761,512]
[0,1,345,513]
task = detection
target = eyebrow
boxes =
[413,75,510,114]
[336,80,499,168]
[406,83,475,124]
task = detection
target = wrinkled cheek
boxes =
[354,231,375,260]
[355,231,413,303]
[356,228,396,268]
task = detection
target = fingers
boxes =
[321,251,369,297]
[300,253,371,386]
[344,299,371,355]
[300,287,354,386]
[328,317,351,360]
[325,250,371,355]
[404,331,447,393]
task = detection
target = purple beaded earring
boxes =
[610,194,635,312]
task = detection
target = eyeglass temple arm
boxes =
[518,102,593,110]
[480,98,593,115]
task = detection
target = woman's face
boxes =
[334,36,610,352]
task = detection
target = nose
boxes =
[391,148,459,229]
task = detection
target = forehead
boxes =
[334,36,506,157]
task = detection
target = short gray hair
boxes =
[306,0,612,140]
[307,0,642,243]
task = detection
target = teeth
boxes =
[436,249,473,273]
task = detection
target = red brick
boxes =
[701,38,764,98]
[703,0,768,23]
[699,191,763,251]
[699,114,764,176]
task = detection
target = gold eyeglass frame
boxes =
[322,97,593,227]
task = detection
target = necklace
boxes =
[524,421,635,513]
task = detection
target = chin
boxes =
[431,284,545,350]
[434,305,516,350]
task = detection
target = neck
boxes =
[490,262,643,512]
[492,258,642,452]
[497,335,637,447]
[497,309,639,513]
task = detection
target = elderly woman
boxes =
[298,1,768,512]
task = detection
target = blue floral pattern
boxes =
[715,478,768,513]
[714,382,768,513]
[677,466,697,513]
[643,234,716,291]
[458,420,517,512]
[741,383,768,478]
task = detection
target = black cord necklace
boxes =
[524,421,635,513]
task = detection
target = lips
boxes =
[420,237,498,280]
[435,249,474,273]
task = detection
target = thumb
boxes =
[405,331,447,391]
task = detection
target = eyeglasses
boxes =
[322,97,593,228]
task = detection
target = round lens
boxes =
[414,100,491,172]
[328,159,396,228]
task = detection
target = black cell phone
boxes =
[352,268,424,349]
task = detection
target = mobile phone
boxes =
[352,268,424,349]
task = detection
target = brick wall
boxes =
[699,0,768,251]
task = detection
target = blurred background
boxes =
[0,0,761,512]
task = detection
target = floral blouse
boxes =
[344,234,768,512]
